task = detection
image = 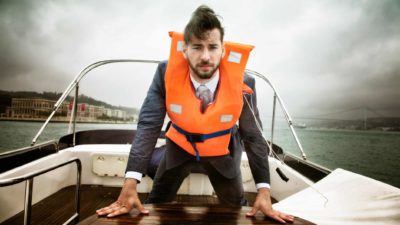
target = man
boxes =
[97,5,293,223]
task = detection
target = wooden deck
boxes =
[1,185,123,225]
[79,204,314,225]
[1,185,313,225]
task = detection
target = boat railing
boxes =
[0,157,82,225]
[245,69,307,160]
[30,59,306,160]
[0,140,58,173]
[30,59,160,147]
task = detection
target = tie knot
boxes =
[197,85,211,97]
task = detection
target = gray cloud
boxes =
[0,0,399,119]
[272,1,400,118]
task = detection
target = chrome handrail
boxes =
[0,157,82,225]
[30,59,306,160]
[246,69,307,160]
[0,140,57,158]
[31,59,161,146]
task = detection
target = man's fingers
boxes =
[96,206,114,216]
[245,207,258,217]
[97,199,149,218]
[106,205,130,217]
[135,200,150,215]
[281,213,294,222]
[96,201,130,217]
[96,201,122,213]
[271,214,286,224]
[265,210,294,224]
[96,209,106,215]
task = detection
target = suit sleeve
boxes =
[125,61,167,174]
[239,74,270,184]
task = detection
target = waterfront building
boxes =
[68,104,129,121]
[68,103,105,121]
[2,98,132,122]
[112,109,127,120]
[4,98,68,120]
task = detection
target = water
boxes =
[1,121,399,188]
[0,121,136,150]
[272,128,400,188]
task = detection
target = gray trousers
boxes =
[145,139,246,206]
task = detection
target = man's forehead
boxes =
[187,29,222,44]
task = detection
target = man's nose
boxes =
[200,49,210,61]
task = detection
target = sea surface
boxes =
[0,121,399,188]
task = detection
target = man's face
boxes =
[183,28,224,80]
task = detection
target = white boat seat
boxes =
[274,168,400,225]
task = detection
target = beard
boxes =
[188,60,220,80]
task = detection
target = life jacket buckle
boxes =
[185,133,204,143]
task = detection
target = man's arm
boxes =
[125,61,167,175]
[239,74,294,223]
[239,74,270,185]
[96,61,168,217]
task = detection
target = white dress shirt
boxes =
[190,70,220,97]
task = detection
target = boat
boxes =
[293,123,307,129]
[0,59,399,225]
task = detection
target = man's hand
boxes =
[246,188,294,223]
[96,178,149,217]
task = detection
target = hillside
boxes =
[0,90,138,115]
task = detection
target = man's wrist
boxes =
[255,183,271,190]
[125,171,143,182]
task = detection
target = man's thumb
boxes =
[246,207,258,217]
[136,202,149,215]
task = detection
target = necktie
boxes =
[196,85,212,113]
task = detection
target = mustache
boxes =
[198,61,213,66]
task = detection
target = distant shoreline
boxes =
[1,117,399,132]
[0,117,134,124]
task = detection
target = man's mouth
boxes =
[199,63,212,70]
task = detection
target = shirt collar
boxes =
[190,70,219,94]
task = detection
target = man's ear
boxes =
[182,43,188,59]
[221,45,225,59]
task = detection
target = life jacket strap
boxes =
[171,123,232,161]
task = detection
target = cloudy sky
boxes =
[1,0,399,119]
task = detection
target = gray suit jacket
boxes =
[126,61,270,184]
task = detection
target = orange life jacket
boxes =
[165,31,254,160]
